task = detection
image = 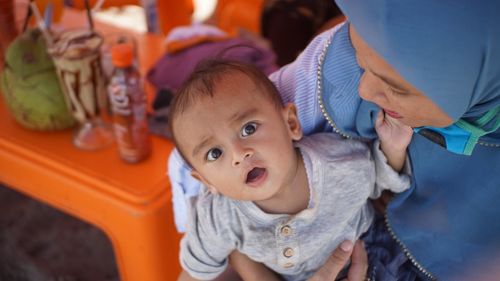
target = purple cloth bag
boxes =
[147,37,278,92]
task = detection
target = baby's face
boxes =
[173,73,302,203]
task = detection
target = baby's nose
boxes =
[232,149,253,166]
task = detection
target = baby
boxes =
[169,60,412,281]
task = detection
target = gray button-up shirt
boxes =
[180,133,410,280]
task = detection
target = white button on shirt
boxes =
[281,225,292,236]
[283,247,295,258]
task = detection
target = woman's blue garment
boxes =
[325,1,500,279]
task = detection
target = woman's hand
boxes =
[308,240,368,281]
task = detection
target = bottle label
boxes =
[109,84,132,116]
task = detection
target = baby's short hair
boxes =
[170,59,282,117]
[168,60,283,146]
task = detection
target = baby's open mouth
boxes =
[246,167,266,184]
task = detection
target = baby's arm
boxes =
[179,195,235,281]
[374,111,413,172]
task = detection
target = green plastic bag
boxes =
[1,28,75,130]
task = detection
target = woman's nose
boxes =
[232,144,253,167]
[358,71,389,105]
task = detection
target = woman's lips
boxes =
[246,167,267,187]
[384,109,403,119]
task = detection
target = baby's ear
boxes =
[283,103,303,141]
[191,171,219,194]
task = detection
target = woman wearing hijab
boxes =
[276,0,499,279]
[167,0,499,279]
[333,0,500,279]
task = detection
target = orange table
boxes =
[0,8,182,281]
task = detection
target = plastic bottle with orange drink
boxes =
[108,42,151,163]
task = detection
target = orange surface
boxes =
[69,0,194,35]
[68,0,139,9]
[156,0,194,36]
[215,0,264,35]
[0,8,182,281]
[33,0,194,36]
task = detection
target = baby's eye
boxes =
[241,122,258,137]
[206,148,222,162]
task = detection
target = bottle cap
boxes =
[110,43,134,67]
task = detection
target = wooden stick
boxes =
[84,0,94,31]
[29,1,53,46]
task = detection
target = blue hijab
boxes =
[336,0,500,121]
[321,1,500,279]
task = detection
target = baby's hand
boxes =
[375,110,413,151]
